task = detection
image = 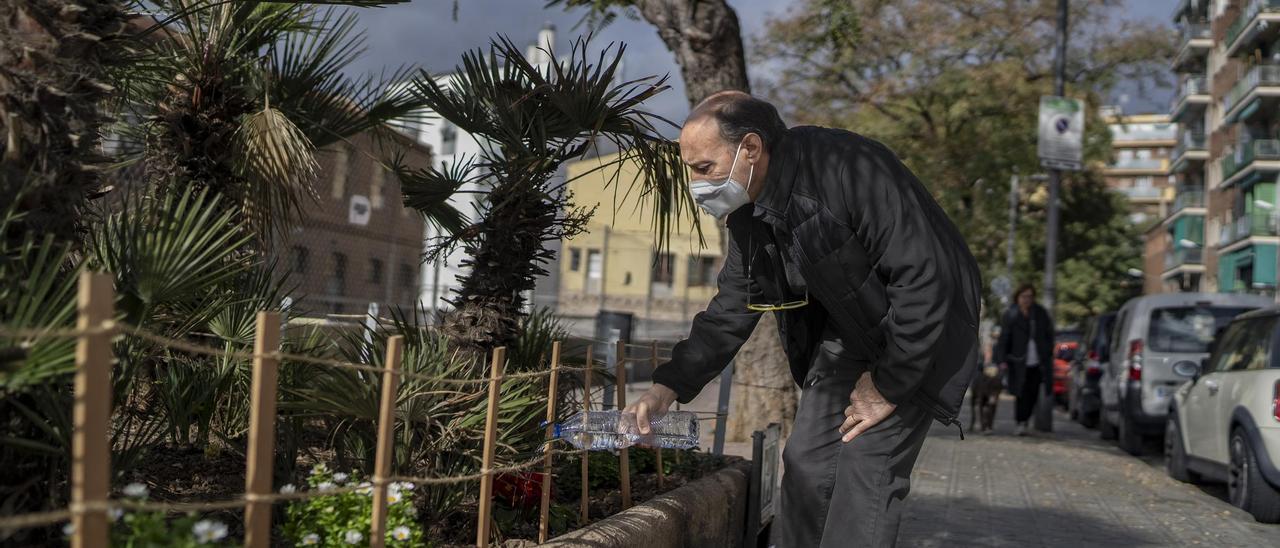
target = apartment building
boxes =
[1103,109,1178,226]
[1154,0,1280,298]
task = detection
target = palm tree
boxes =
[400,36,697,355]
[0,0,126,249]
[107,0,429,239]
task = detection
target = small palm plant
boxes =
[402,36,697,355]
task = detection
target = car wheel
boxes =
[1099,410,1118,440]
[1118,408,1144,456]
[1228,429,1280,523]
[1080,410,1099,429]
[1164,415,1198,483]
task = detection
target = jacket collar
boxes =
[751,129,797,230]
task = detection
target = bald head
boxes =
[679,90,784,203]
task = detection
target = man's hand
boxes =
[839,372,897,443]
[623,383,678,435]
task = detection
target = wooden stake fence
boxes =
[243,312,282,548]
[476,347,506,548]
[71,272,113,548]
[580,344,592,524]
[370,336,404,548]
[651,340,665,491]
[616,340,632,510]
[538,341,562,543]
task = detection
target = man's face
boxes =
[679,118,742,184]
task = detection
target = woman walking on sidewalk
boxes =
[994,284,1054,436]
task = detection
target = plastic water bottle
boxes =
[550,410,699,451]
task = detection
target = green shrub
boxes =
[280,464,422,547]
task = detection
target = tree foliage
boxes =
[758,0,1174,324]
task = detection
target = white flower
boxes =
[316,481,336,492]
[386,490,401,504]
[109,507,124,522]
[310,463,328,476]
[391,525,412,541]
[122,483,149,499]
[62,522,75,537]
[343,530,364,544]
[391,481,415,492]
[406,505,418,518]
[301,533,321,545]
[332,472,349,484]
[279,483,297,494]
[357,481,373,496]
[192,520,228,544]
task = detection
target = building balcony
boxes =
[1223,65,1280,123]
[1173,21,1212,70]
[1219,211,1280,248]
[1226,0,1280,58]
[1220,139,1280,187]
[1173,189,1205,213]
[1164,247,1204,271]
[1117,186,1164,202]
[1170,76,1210,122]
[1170,131,1208,172]
[1107,158,1169,175]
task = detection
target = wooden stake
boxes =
[244,311,282,548]
[370,336,404,548]
[71,272,113,548]
[538,341,562,543]
[651,340,664,491]
[476,347,506,548]
[579,344,592,524]
[616,340,631,510]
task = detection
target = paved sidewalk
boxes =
[899,395,1280,547]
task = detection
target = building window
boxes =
[441,122,457,156]
[330,252,347,296]
[624,272,632,285]
[1135,176,1153,189]
[369,258,384,284]
[585,250,603,293]
[651,252,675,286]
[398,263,415,289]
[568,248,582,271]
[331,146,349,200]
[371,165,385,209]
[291,246,309,274]
[687,256,718,287]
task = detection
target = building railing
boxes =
[1173,76,1208,110]
[1118,186,1163,200]
[1172,131,1206,163]
[1223,65,1280,115]
[1110,158,1167,171]
[1173,189,1205,212]
[1165,247,1204,270]
[1221,139,1280,181]
[1220,211,1280,246]
[1179,21,1211,45]
[1227,0,1280,50]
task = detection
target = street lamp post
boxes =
[1043,0,1068,315]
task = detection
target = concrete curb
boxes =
[541,460,752,548]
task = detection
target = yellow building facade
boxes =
[556,152,723,338]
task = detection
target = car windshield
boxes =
[1147,307,1256,353]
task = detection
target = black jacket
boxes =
[651,126,982,423]
[993,304,1055,392]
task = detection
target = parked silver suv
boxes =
[1099,293,1272,455]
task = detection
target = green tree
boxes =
[758,0,1173,323]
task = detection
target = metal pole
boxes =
[1006,173,1020,306]
[712,360,733,456]
[1043,0,1068,315]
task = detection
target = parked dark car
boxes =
[1068,313,1115,428]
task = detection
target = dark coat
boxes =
[993,304,1055,394]
[651,126,982,424]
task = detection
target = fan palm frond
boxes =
[236,105,320,235]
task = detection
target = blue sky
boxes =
[347,0,1178,124]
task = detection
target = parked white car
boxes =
[1099,293,1272,456]
[1166,308,1280,523]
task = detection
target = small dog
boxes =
[970,363,1003,433]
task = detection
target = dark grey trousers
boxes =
[777,357,932,548]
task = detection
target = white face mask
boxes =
[689,139,754,220]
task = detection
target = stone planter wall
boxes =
[542,461,752,548]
